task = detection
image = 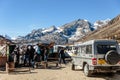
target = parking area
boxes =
[0,63,120,80]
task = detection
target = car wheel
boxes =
[84,64,92,77]
[72,64,75,70]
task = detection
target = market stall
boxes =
[0,36,15,72]
[35,42,59,68]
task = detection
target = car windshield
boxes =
[97,45,117,54]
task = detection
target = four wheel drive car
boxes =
[71,39,120,77]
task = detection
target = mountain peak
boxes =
[15,18,110,44]
[77,19,81,21]
[94,19,110,29]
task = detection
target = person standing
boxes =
[43,47,48,61]
[59,47,66,65]
[13,46,20,67]
[24,45,30,66]
[34,44,41,62]
[29,45,35,67]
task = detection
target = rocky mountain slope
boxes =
[78,15,120,43]
[15,19,110,45]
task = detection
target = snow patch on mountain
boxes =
[15,18,111,44]
[94,19,111,29]
[42,26,57,34]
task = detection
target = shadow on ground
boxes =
[89,72,120,80]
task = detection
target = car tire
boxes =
[84,64,92,77]
[105,50,120,65]
[72,64,75,70]
[106,72,115,76]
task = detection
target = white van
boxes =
[65,45,77,56]
[72,39,120,76]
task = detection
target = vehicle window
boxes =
[72,47,75,50]
[81,46,86,54]
[77,47,80,53]
[67,46,72,51]
[97,45,116,54]
[77,47,81,54]
[86,45,92,54]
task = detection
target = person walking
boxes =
[59,47,66,65]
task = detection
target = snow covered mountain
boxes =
[15,19,110,44]
[2,34,11,40]
[93,19,110,29]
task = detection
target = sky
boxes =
[0,0,120,38]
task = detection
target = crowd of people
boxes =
[9,44,67,68]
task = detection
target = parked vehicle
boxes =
[53,45,70,58]
[71,39,120,77]
[65,45,77,57]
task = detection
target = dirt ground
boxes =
[0,63,120,80]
